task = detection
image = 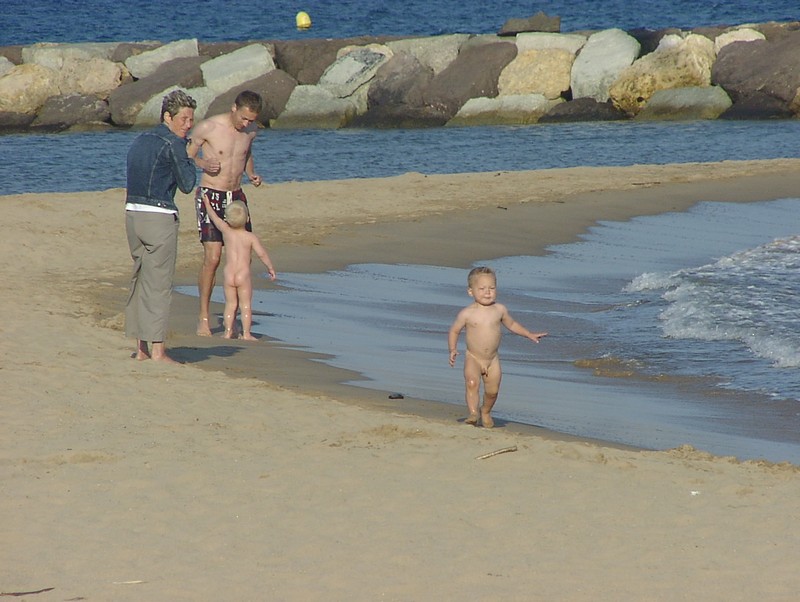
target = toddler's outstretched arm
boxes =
[201,194,229,233]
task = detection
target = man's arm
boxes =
[244,146,261,187]
[188,122,221,175]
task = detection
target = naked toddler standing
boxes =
[201,195,276,340]
[448,266,547,428]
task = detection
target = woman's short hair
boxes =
[160,89,197,122]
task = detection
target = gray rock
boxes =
[446,94,556,126]
[273,36,400,85]
[0,56,14,78]
[134,85,216,126]
[423,40,517,119]
[271,85,357,129]
[636,85,732,120]
[719,90,796,119]
[539,97,628,122]
[206,70,297,123]
[571,29,641,102]
[515,32,586,54]
[318,45,392,98]
[21,42,120,68]
[108,56,208,125]
[386,34,468,77]
[0,64,60,114]
[201,43,275,94]
[498,12,561,36]
[125,39,199,80]
[31,93,111,130]
[712,30,800,108]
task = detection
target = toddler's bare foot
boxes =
[481,412,494,429]
[465,411,479,425]
[196,317,212,336]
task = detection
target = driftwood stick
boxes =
[475,445,518,460]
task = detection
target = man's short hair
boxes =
[234,90,264,114]
[160,89,197,122]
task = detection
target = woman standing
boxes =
[124,89,197,363]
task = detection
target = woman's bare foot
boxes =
[150,343,182,365]
[196,317,212,336]
[132,340,150,360]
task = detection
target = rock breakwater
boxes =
[1,18,798,132]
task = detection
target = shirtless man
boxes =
[188,90,264,336]
[448,266,548,428]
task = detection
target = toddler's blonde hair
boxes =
[224,200,249,229]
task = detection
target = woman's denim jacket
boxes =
[126,123,197,212]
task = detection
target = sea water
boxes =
[186,198,800,463]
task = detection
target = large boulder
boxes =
[386,34,468,77]
[201,43,275,94]
[273,36,399,85]
[719,90,796,119]
[711,30,800,113]
[0,56,15,78]
[498,48,574,99]
[571,29,641,102]
[609,33,716,115]
[318,44,392,98]
[538,97,628,122]
[57,57,123,96]
[515,32,586,54]
[31,94,111,130]
[635,85,732,120]
[446,94,557,126]
[270,85,357,129]
[0,63,59,114]
[21,42,119,67]
[714,28,765,54]
[205,69,297,124]
[134,85,216,126]
[108,56,208,125]
[498,12,561,36]
[124,39,199,80]
[423,40,517,119]
[351,52,445,128]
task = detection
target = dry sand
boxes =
[3,160,800,601]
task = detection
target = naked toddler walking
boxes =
[201,195,276,340]
[448,266,547,428]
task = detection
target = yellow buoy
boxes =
[296,11,312,30]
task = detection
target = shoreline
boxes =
[169,160,800,454]
[4,159,800,599]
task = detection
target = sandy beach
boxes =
[3,159,800,600]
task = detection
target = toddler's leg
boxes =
[222,282,239,339]
[480,359,502,428]
[238,280,257,341]
[463,353,482,424]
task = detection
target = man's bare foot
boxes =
[240,333,258,341]
[223,328,235,339]
[481,412,494,429]
[196,317,213,336]
[465,411,479,425]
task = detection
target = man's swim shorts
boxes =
[195,187,252,243]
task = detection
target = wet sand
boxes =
[3,160,800,600]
